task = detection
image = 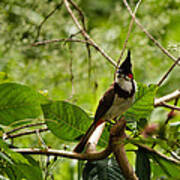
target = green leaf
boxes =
[150,152,180,179]
[78,160,84,180]
[0,139,43,180]
[134,144,180,179]
[42,101,92,141]
[135,147,151,180]
[83,157,125,180]
[0,83,42,126]
[125,83,158,121]
[0,151,13,165]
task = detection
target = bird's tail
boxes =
[73,119,104,153]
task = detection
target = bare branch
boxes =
[5,122,46,135]
[3,127,49,140]
[68,0,92,80]
[117,0,142,66]
[35,1,64,41]
[165,98,179,124]
[32,38,91,46]
[36,129,48,148]
[157,57,180,86]
[134,143,180,165]
[157,102,180,111]
[154,90,180,106]
[123,0,179,65]
[12,147,111,161]
[63,0,117,67]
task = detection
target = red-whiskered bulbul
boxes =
[74,50,136,153]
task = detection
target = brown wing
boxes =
[94,84,115,123]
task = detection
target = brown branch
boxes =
[123,0,179,65]
[68,0,92,80]
[157,102,180,111]
[11,119,138,179]
[134,143,180,165]
[63,0,117,67]
[3,127,49,140]
[110,118,138,180]
[35,1,64,41]
[117,0,142,66]
[165,98,179,124]
[5,122,46,135]
[154,90,180,106]
[157,57,180,86]
[32,38,91,46]
[12,147,111,161]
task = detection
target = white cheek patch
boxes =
[115,77,133,93]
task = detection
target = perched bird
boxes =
[74,50,136,153]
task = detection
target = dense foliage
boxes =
[0,0,180,179]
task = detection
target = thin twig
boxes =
[5,122,46,135]
[133,143,180,165]
[123,0,179,65]
[165,98,179,124]
[117,0,142,67]
[157,57,180,86]
[36,129,48,148]
[32,38,91,46]
[35,1,64,41]
[158,102,180,111]
[68,0,92,81]
[65,0,92,82]
[68,43,75,98]
[3,128,49,140]
[63,0,116,67]
[154,90,180,106]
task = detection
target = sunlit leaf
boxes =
[42,101,92,141]
[0,83,42,126]
[0,139,43,180]
[125,83,158,121]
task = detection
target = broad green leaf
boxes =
[134,144,180,179]
[0,139,43,180]
[83,157,125,180]
[150,153,180,179]
[0,139,29,165]
[42,101,92,141]
[125,83,158,121]
[135,147,151,180]
[0,83,42,126]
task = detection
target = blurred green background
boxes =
[0,0,180,179]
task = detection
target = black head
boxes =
[116,50,133,80]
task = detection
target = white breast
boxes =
[103,94,134,120]
[116,77,133,93]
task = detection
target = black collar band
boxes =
[114,81,135,99]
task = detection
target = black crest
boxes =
[117,50,132,75]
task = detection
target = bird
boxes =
[73,50,136,153]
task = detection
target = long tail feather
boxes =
[73,119,104,153]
